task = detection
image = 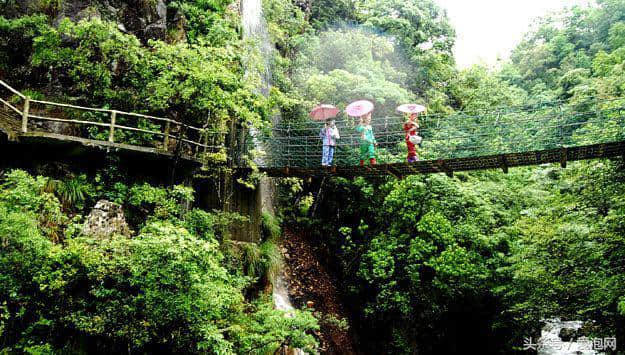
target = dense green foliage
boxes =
[287,162,625,353]
[0,170,318,354]
[504,0,625,102]
[292,28,416,116]
[2,0,625,353]
[277,0,625,354]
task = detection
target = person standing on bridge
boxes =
[320,119,340,166]
[346,100,377,166]
[397,104,426,163]
[356,112,377,166]
[404,113,422,162]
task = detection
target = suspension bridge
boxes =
[1,79,624,179]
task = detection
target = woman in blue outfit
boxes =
[320,119,340,166]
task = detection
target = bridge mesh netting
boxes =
[251,98,625,171]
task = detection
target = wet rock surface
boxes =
[558,327,580,342]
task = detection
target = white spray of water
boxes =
[538,319,600,355]
[272,274,294,312]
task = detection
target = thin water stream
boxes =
[272,274,306,355]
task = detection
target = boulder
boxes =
[46,0,172,42]
[558,327,580,342]
[83,200,131,238]
[119,0,169,41]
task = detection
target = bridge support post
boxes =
[109,111,117,143]
[501,155,509,174]
[21,96,30,133]
[436,160,453,178]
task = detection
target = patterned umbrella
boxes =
[345,100,374,117]
[309,104,340,121]
[397,104,426,114]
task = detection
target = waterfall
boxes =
[241,2,304,354]
[241,0,276,167]
[241,0,273,96]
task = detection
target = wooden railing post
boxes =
[163,121,170,150]
[109,111,116,143]
[21,96,30,133]
[203,130,209,153]
[228,120,237,167]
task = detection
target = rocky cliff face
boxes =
[2,0,185,43]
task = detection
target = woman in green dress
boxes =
[356,112,377,166]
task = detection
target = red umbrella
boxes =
[397,104,426,114]
[309,104,340,121]
[345,100,374,117]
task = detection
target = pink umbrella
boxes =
[397,104,426,114]
[345,100,374,117]
[309,104,340,121]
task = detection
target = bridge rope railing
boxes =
[0,80,227,160]
[254,98,625,170]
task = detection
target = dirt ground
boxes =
[281,227,360,355]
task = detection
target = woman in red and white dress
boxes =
[403,113,421,163]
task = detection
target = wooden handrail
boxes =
[117,110,179,124]
[0,97,22,115]
[30,98,111,113]
[0,79,26,100]
[28,114,111,127]
[0,79,209,131]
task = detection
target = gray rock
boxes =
[155,0,167,19]
[83,200,131,238]
[117,23,128,33]
[558,327,580,342]
[106,4,119,16]
[144,22,167,40]
[39,121,78,136]
[228,0,241,14]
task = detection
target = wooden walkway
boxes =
[0,106,206,164]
